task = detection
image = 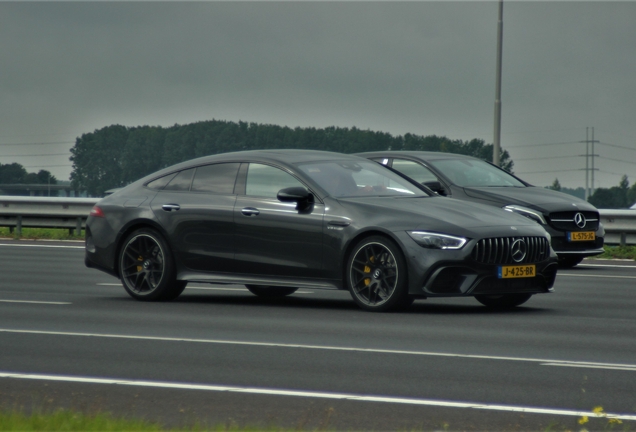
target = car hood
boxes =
[336,196,546,238]
[462,186,598,214]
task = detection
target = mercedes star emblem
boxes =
[511,239,527,263]
[574,212,586,228]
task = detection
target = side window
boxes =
[191,163,240,194]
[245,164,305,198]
[146,172,177,190]
[164,168,195,191]
[392,159,438,184]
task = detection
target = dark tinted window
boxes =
[146,172,177,190]
[164,168,195,191]
[191,163,240,194]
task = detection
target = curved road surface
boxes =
[1,239,635,430]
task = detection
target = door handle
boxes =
[328,220,350,227]
[162,204,181,212]
[241,207,260,217]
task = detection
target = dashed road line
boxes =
[0,328,634,372]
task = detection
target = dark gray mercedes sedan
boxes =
[85,150,558,312]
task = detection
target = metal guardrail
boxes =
[0,196,99,236]
[598,209,636,246]
[1,196,636,245]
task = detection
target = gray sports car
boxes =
[85,150,558,312]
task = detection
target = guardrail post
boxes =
[621,233,627,247]
[16,215,22,237]
[76,217,82,236]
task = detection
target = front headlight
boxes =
[503,205,547,225]
[407,231,467,249]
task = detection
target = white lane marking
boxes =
[1,328,635,371]
[0,371,634,421]
[542,363,636,371]
[579,263,636,268]
[96,283,313,293]
[558,274,636,279]
[0,300,71,305]
[0,243,84,249]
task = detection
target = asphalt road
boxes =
[1,239,635,431]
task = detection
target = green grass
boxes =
[595,245,636,260]
[0,410,166,431]
[0,227,83,241]
[0,409,331,431]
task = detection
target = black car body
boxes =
[357,151,604,268]
[85,150,558,311]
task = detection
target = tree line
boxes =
[69,119,513,196]
[549,176,636,209]
[0,163,57,185]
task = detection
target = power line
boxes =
[597,156,636,166]
[514,155,573,162]
[598,169,629,175]
[597,141,636,152]
[516,169,582,174]
[23,164,72,168]
[0,153,70,157]
[505,141,580,148]
[0,141,74,147]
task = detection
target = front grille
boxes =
[471,236,550,264]
[548,211,599,232]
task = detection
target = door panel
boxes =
[151,191,237,273]
[150,163,241,273]
[234,163,325,278]
[234,197,325,278]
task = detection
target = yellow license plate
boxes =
[568,231,595,241]
[498,265,536,279]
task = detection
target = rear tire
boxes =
[475,293,532,308]
[246,285,298,297]
[118,228,184,301]
[346,236,410,312]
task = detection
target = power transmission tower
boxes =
[580,127,599,200]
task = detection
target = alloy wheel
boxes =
[121,234,165,295]
[349,242,399,307]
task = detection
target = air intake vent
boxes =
[471,237,550,265]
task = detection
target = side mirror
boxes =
[277,187,314,213]
[423,181,447,196]
[277,187,313,203]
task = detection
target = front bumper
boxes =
[395,231,559,298]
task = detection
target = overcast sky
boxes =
[1,1,635,189]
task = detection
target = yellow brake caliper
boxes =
[137,256,143,272]
[364,256,375,286]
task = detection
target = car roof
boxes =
[138,149,369,184]
[355,150,479,161]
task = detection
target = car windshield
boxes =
[428,158,525,187]
[297,160,428,198]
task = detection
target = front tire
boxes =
[119,228,185,301]
[245,285,298,297]
[475,293,532,308]
[346,236,409,312]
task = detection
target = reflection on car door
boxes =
[234,163,325,279]
[151,163,240,273]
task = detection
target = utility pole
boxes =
[493,0,503,167]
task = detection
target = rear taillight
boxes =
[90,206,105,218]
